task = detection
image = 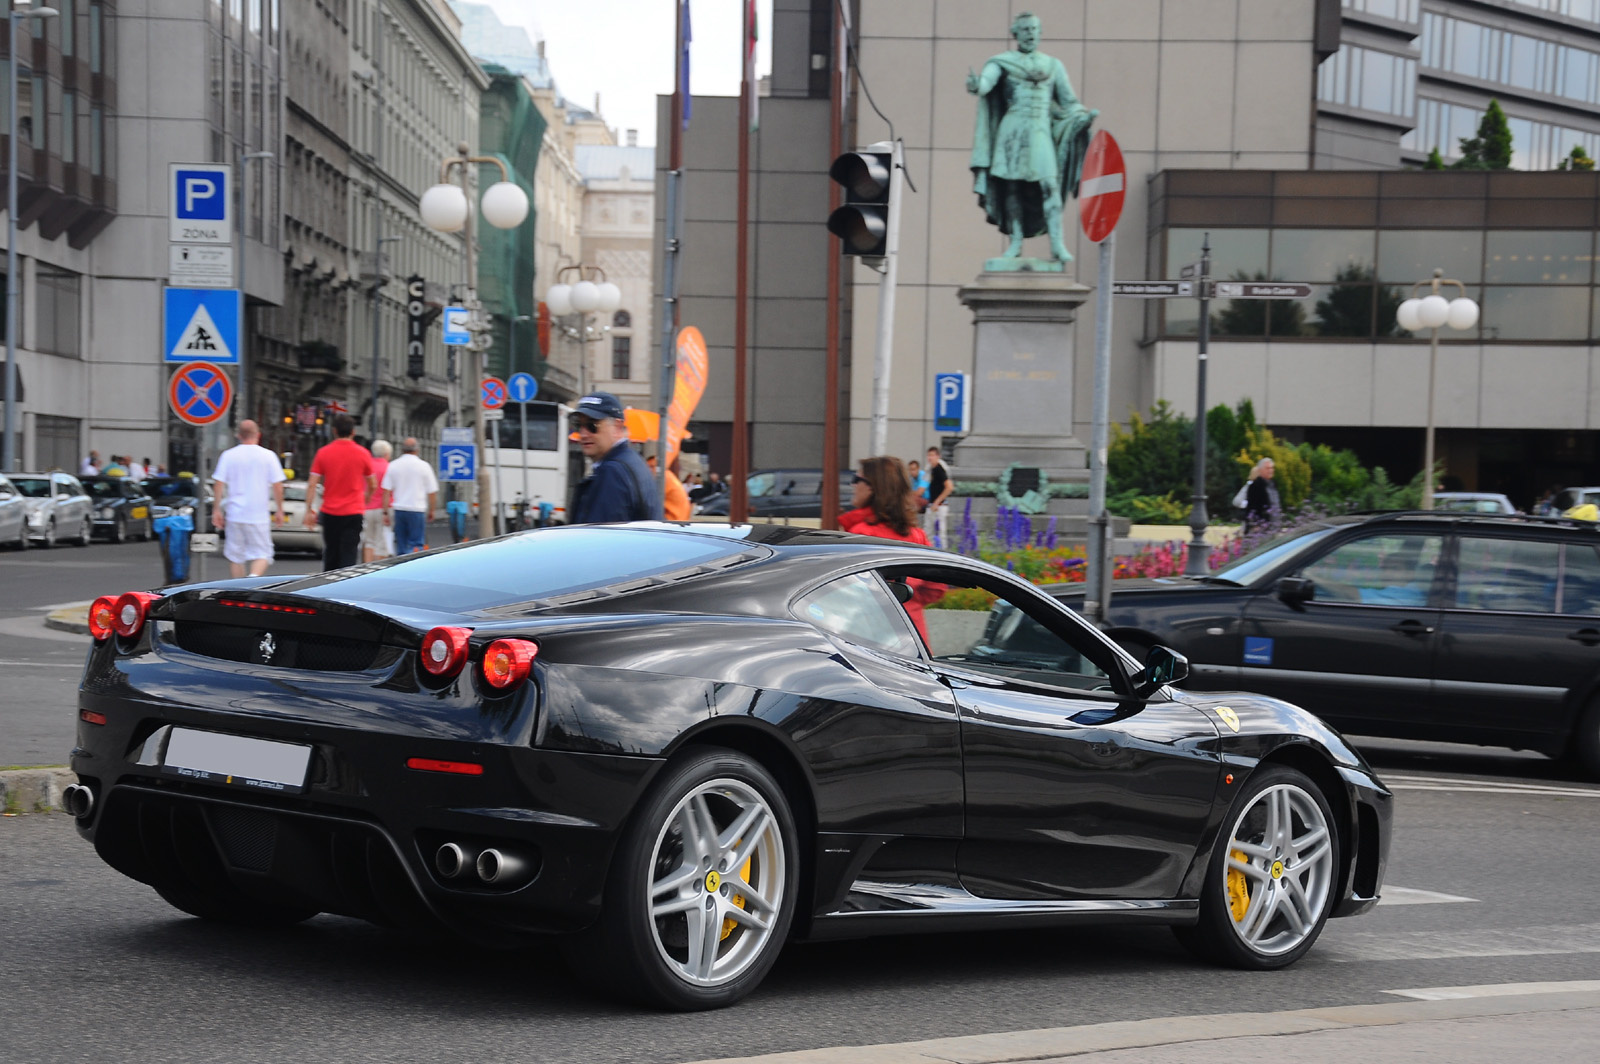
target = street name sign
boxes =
[484,408,505,422]
[1078,130,1125,244]
[169,244,235,288]
[1113,281,1195,298]
[170,164,232,244]
[164,288,241,364]
[1214,282,1314,299]
[1179,262,1201,281]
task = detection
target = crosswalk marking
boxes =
[1378,886,1477,906]
[1386,979,1600,1000]
[1324,922,1600,963]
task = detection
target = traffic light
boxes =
[827,144,894,257]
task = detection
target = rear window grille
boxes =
[173,621,380,671]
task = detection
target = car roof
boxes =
[1341,510,1597,534]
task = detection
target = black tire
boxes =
[1568,695,1600,780]
[111,515,127,544]
[40,519,55,549]
[142,516,155,541]
[1174,764,1340,970]
[76,516,93,546]
[152,881,318,927]
[561,747,799,1010]
[13,523,27,550]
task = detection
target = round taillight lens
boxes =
[481,639,537,690]
[88,596,118,641]
[112,592,161,639]
[419,626,471,677]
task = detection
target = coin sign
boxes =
[1078,129,1125,244]
[481,377,508,410]
[168,362,233,425]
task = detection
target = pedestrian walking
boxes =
[302,413,376,570]
[1241,457,1281,535]
[644,445,691,521]
[80,451,100,476]
[907,459,930,511]
[922,446,953,544]
[103,455,127,477]
[381,437,439,556]
[126,456,146,481]
[362,439,393,563]
[569,391,661,523]
[839,456,944,644]
[211,419,286,578]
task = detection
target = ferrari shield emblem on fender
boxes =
[1215,706,1240,732]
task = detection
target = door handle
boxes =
[1392,619,1434,636]
[1568,628,1600,646]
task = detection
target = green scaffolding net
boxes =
[476,66,547,383]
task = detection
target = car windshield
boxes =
[283,482,307,502]
[1212,525,1342,586]
[747,473,777,498]
[145,478,197,498]
[82,478,126,498]
[1438,498,1506,513]
[283,527,760,612]
[11,478,50,498]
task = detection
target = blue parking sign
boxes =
[439,443,477,482]
[934,373,970,433]
[169,163,232,244]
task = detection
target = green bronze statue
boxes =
[967,11,1098,268]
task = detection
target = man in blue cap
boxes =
[568,390,662,523]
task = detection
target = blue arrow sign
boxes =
[508,372,538,403]
[439,443,477,482]
[164,288,242,364]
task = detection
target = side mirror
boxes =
[1276,576,1315,607]
[887,580,915,605]
[1136,645,1189,697]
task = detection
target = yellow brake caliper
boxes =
[721,855,753,940]
[1226,849,1251,922]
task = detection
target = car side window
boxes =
[795,572,922,659]
[1453,537,1559,614]
[1560,543,1600,615]
[746,473,776,498]
[1300,534,1443,606]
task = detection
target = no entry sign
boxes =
[1078,130,1125,244]
[168,362,233,425]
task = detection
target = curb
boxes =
[0,767,76,815]
[44,602,92,636]
[679,988,1600,1064]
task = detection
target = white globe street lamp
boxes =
[418,183,469,232]
[569,280,600,314]
[480,181,530,229]
[545,284,573,318]
[542,265,622,397]
[596,282,623,315]
[1398,269,1479,511]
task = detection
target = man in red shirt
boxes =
[302,414,377,570]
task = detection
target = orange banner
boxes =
[666,326,709,467]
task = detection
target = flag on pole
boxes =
[745,0,759,132]
[679,0,693,130]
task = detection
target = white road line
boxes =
[1324,922,1600,963]
[1378,886,1477,906]
[0,661,81,667]
[1387,781,1600,798]
[1386,980,1600,1001]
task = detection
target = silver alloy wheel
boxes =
[1223,782,1334,956]
[42,519,55,548]
[647,777,786,988]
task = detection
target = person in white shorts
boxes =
[212,419,287,577]
[362,439,393,563]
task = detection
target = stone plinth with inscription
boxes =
[952,273,1090,508]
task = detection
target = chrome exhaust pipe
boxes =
[475,847,531,886]
[435,842,478,879]
[62,784,94,819]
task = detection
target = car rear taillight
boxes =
[419,626,472,677]
[88,597,118,641]
[481,638,537,690]
[111,592,162,639]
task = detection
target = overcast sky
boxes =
[481,0,774,148]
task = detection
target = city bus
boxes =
[485,400,577,526]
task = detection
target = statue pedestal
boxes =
[952,271,1090,491]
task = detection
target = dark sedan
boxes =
[70,523,1390,1009]
[696,469,853,518]
[1050,511,1600,776]
[143,475,207,519]
[82,476,155,542]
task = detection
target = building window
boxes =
[35,265,82,358]
[60,0,74,56]
[90,4,102,74]
[1342,0,1420,21]
[61,92,75,165]
[33,415,81,475]
[1317,43,1416,119]
[612,335,631,380]
[613,309,631,328]
[90,107,102,175]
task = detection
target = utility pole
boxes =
[1184,233,1213,575]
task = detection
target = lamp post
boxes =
[419,143,529,540]
[508,311,530,521]
[1396,271,1479,510]
[236,149,274,424]
[368,233,401,438]
[3,1,58,473]
[543,264,622,399]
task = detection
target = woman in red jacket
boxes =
[839,456,944,643]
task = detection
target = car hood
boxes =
[20,498,52,515]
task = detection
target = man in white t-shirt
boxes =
[212,419,287,577]
[381,437,439,555]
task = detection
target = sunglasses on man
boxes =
[571,418,603,434]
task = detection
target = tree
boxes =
[1453,100,1513,170]
[1424,146,1446,170]
[1212,271,1307,337]
[1557,145,1595,171]
[1313,265,1378,337]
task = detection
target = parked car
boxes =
[271,480,323,555]
[0,473,30,549]
[143,475,209,520]
[70,524,1389,1008]
[1049,511,1600,775]
[1558,486,1600,513]
[695,469,853,518]
[82,476,155,542]
[1433,492,1516,514]
[11,472,94,548]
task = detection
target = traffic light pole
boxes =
[869,141,903,457]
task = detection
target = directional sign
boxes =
[442,306,471,346]
[1179,262,1201,281]
[484,408,504,422]
[439,442,477,482]
[481,377,508,409]
[1112,281,1195,298]
[164,287,241,364]
[933,373,971,433]
[170,163,232,245]
[1078,130,1125,244]
[168,362,233,426]
[507,371,538,404]
[1213,282,1314,300]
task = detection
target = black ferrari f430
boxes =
[70,523,1392,1009]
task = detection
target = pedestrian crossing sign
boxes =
[164,287,241,364]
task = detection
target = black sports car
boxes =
[70,523,1391,1009]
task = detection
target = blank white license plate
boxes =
[162,728,312,793]
[189,533,221,554]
